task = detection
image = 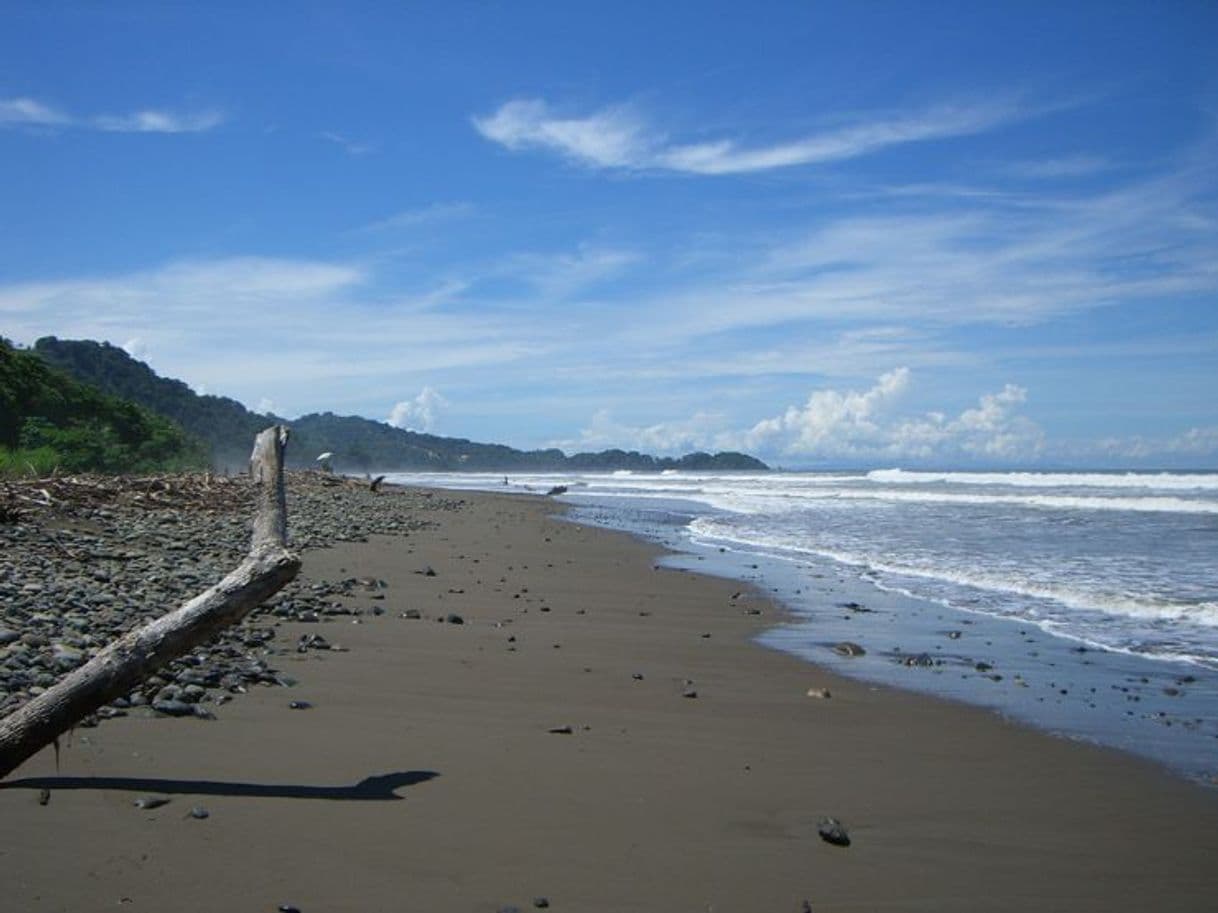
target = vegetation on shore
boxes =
[34,337,769,473]
[0,337,206,477]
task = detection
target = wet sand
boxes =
[3,488,1218,912]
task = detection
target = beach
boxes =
[3,482,1218,912]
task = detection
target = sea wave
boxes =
[687,518,1218,628]
[867,468,1218,491]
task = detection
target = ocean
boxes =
[382,468,1218,781]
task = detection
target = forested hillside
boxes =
[33,337,768,473]
[0,337,206,476]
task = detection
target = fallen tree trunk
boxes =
[0,426,301,780]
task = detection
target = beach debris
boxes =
[288,700,312,710]
[416,565,437,577]
[401,609,422,619]
[548,724,574,734]
[544,485,568,497]
[37,787,50,806]
[632,673,645,680]
[133,795,171,810]
[369,474,386,492]
[806,688,832,699]
[188,805,209,819]
[833,642,866,657]
[533,898,551,909]
[278,905,302,913]
[682,687,699,699]
[445,613,465,625]
[0,427,301,780]
[817,816,851,847]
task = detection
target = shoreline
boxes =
[3,484,1218,910]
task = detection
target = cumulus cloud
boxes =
[566,371,1045,463]
[0,95,224,134]
[388,386,448,432]
[1095,426,1218,460]
[561,409,728,456]
[121,337,150,362]
[473,97,1027,175]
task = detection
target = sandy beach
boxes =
[3,485,1218,912]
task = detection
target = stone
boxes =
[806,688,832,699]
[817,816,851,847]
[152,699,196,717]
[445,613,465,625]
[548,724,574,734]
[289,700,313,710]
[533,899,550,909]
[833,642,866,657]
[133,795,171,810]
[188,806,210,819]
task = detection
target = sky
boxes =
[1,1,1216,468]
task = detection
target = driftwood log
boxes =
[0,426,301,780]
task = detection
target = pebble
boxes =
[133,795,171,810]
[188,805,210,819]
[548,724,574,734]
[806,688,832,699]
[288,700,313,710]
[833,642,866,657]
[445,613,465,625]
[0,475,452,722]
[817,816,851,847]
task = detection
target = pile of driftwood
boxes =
[1,471,252,521]
[0,427,301,779]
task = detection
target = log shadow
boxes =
[0,769,438,801]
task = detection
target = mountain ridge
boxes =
[32,337,768,473]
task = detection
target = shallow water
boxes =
[384,469,1218,781]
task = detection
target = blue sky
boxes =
[1,1,1216,467]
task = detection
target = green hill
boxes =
[0,337,206,476]
[33,337,768,473]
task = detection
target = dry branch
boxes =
[0,426,302,780]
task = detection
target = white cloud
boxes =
[318,130,376,155]
[353,201,475,234]
[1006,154,1111,179]
[473,97,1027,175]
[473,99,649,169]
[0,95,223,134]
[1095,426,1218,460]
[564,371,1045,463]
[559,409,729,455]
[0,96,69,127]
[121,337,150,362]
[388,386,448,432]
[93,109,225,134]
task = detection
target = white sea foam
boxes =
[688,517,1218,628]
[867,468,1218,491]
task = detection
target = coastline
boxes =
[3,484,1218,911]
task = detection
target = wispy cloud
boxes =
[318,130,376,156]
[353,201,476,234]
[0,95,224,134]
[0,96,70,127]
[473,97,1032,175]
[1005,154,1112,179]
